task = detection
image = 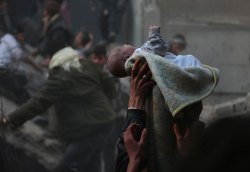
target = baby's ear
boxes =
[123,55,130,61]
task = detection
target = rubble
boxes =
[201,92,250,124]
[2,97,64,171]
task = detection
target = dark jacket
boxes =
[38,15,72,56]
[8,59,116,142]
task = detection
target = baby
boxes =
[107,25,202,77]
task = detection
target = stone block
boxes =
[232,98,247,115]
[215,101,234,117]
[246,92,250,111]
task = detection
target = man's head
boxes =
[90,43,108,66]
[181,116,250,172]
[107,44,136,77]
[174,101,203,136]
[169,34,187,55]
[74,30,91,49]
[43,1,60,19]
[14,25,25,43]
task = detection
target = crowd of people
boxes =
[0,0,128,171]
[0,1,249,172]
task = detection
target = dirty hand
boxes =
[129,59,155,109]
[0,115,9,125]
[124,123,147,172]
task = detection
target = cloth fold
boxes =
[49,47,81,71]
[125,51,219,116]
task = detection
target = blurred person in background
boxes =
[0,1,11,33]
[97,0,130,42]
[13,24,43,73]
[0,35,116,172]
[89,43,127,172]
[0,26,30,104]
[74,29,93,58]
[178,116,250,172]
[169,34,187,55]
[37,0,72,58]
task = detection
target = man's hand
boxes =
[173,123,191,156]
[124,123,147,172]
[0,115,9,125]
[129,59,155,109]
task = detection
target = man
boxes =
[115,59,204,172]
[0,43,116,171]
[89,43,127,172]
[98,0,129,42]
[74,30,93,58]
[0,27,30,104]
[38,1,72,57]
[168,34,187,55]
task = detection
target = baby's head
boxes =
[107,44,136,77]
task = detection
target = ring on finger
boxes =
[142,75,148,80]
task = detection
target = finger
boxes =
[131,59,142,78]
[183,127,191,138]
[173,124,182,140]
[144,70,152,80]
[140,80,155,93]
[139,128,148,145]
[126,123,140,133]
[137,62,149,79]
[138,71,152,88]
[124,123,140,142]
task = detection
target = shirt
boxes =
[0,33,23,67]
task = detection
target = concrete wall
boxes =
[132,0,250,105]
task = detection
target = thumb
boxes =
[139,128,147,145]
[173,124,182,140]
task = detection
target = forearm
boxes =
[8,97,52,126]
[127,158,141,172]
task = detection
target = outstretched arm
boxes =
[116,59,154,172]
[1,68,69,126]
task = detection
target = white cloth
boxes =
[135,49,202,68]
[49,47,81,71]
[163,52,202,68]
[0,33,23,66]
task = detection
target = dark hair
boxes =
[172,33,187,49]
[174,101,203,135]
[44,1,60,17]
[179,116,250,172]
[80,30,91,46]
[93,42,107,57]
[14,23,24,35]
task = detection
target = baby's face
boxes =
[107,44,136,78]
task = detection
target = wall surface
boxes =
[132,0,250,105]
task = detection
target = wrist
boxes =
[128,97,144,110]
[127,157,142,172]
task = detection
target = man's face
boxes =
[170,43,183,55]
[74,32,83,48]
[43,9,49,18]
[16,33,25,43]
[91,55,107,66]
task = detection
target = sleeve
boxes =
[115,109,146,172]
[8,68,69,126]
[8,37,23,60]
